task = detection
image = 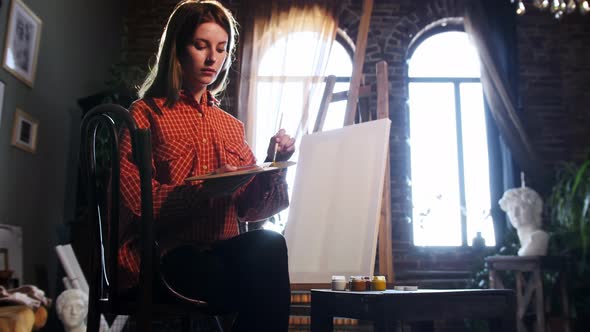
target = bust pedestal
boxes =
[485,256,570,332]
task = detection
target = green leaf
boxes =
[570,160,590,197]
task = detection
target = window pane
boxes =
[409,82,462,246]
[319,82,349,132]
[332,81,350,94]
[305,81,349,134]
[325,42,353,77]
[408,29,496,247]
[323,99,347,131]
[408,32,481,78]
[254,82,304,159]
[460,83,496,246]
[258,32,327,76]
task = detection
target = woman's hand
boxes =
[266,129,296,162]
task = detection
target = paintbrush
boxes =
[272,113,284,166]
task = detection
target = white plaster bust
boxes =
[56,289,88,332]
[498,186,549,256]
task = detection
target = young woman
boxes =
[118,1,295,330]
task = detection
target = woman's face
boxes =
[180,21,228,94]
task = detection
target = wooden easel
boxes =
[288,2,391,328]
[313,61,394,284]
[293,0,393,288]
[312,0,393,283]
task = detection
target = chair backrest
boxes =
[80,104,224,332]
[80,104,155,314]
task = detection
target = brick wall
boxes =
[338,0,472,274]
[517,12,590,172]
[338,0,590,276]
[120,0,590,278]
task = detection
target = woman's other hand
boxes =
[266,129,296,162]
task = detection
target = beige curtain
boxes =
[237,0,338,157]
[464,0,542,181]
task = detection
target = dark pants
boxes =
[159,229,291,332]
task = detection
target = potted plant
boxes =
[548,157,590,265]
[547,156,590,330]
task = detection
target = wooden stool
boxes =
[485,256,570,332]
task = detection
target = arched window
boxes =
[254,31,353,231]
[407,28,496,247]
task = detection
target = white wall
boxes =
[0,0,123,297]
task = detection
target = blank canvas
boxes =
[284,118,391,284]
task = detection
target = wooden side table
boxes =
[485,256,570,332]
[310,289,516,332]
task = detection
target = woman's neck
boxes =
[183,85,207,102]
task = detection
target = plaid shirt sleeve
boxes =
[236,169,289,222]
[230,129,290,222]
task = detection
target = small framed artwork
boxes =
[11,108,38,153]
[2,0,42,87]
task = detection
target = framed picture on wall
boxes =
[2,0,42,87]
[11,108,38,153]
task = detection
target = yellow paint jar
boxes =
[371,276,387,291]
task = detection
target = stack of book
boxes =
[289,290,361,331]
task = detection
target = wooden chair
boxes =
[80,104,225,332]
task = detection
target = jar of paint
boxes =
[331,275,347,291]
[349,276,366,291]
[371,276,387,291]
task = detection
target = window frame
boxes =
[407,23,496,248]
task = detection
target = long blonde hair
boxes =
[138,0,238,107]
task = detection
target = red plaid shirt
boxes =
[117,92,289,289]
